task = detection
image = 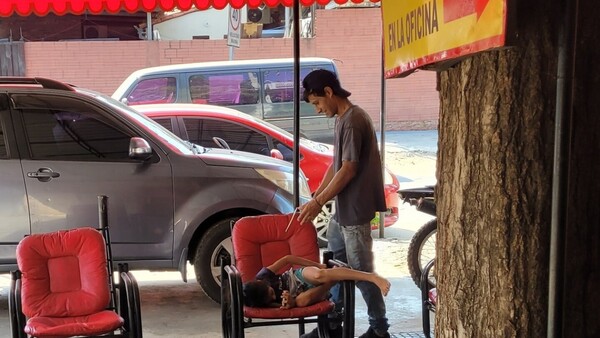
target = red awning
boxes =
[1,0,379,16]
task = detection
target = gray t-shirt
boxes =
[333,105,386,226]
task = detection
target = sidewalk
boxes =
[378,130,438,188]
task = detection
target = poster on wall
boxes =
[382,0,508,78]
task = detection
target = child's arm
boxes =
[288,284,332,308]
[266,255,325,273]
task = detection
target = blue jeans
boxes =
[327,218,389,333]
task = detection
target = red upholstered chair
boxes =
[8,196,142,338]
[421,259,436,338]
[221,214,355,338]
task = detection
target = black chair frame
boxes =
[421,259,436,338]
[8,195,143,338]
[221,251,356,338]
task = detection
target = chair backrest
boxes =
[16,227,111,318]
[232,214,319,283]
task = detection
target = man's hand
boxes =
[297,199,323,224]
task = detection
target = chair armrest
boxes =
[118,263,143,336]
[421,259,436,310]
[321,251,355,337]
[9,270,26,338]
[322,251,351,269]
[221,263,244,336]
[421,259,435,292]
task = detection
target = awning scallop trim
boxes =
[0,0,379,16]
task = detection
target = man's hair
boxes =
[243,280,272,307]
[302,69,351,102]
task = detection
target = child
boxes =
[243,254,391,309]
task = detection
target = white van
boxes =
[112,58,338,144]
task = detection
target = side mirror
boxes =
[270,149,284,160]
[129,137,153,161]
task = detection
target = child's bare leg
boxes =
[302,266,391,296]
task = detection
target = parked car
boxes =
[0,77,310,303]
[112,57,341,144]
[131,104,400,246]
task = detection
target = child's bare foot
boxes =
[373,274,391,296]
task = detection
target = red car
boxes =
[133,104,399,245]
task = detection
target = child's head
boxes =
[243,280,276,307]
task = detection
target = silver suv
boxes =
[0,77,310,303]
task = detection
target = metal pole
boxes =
[146,12,153,40]
[284,7,291,37]
[548,1,578,337]
[378,30,386,239]
[292,0,300,209]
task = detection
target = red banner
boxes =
[0,0,379,16]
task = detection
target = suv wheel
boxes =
[313,200,335,248]
[194,218,236,303]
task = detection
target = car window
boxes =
[273,139,293,162]
[20,106,133,161]
[188,72,259,106]
[126,77,177,105]
[0,117,6,158]
[262,65,335,119]
[153,117,174,132]
[183,118,269,156]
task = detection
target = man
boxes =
[298,69,390,338]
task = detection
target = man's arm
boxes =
[313,164,334,197]
[298,160,357,224]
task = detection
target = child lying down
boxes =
[243,254,390,309]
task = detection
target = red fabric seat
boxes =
[244,300,334,319]
[233,213,320,283]
[222,213,355,337]
[233,214,336,319]
[16,227,124,336]
[428,288,437,305]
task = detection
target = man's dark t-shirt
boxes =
[333,105,386,226]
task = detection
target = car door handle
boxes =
[27,168,60,181]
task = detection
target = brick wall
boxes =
[24,8,439,131]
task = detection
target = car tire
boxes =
[194,217,236,304]
[313,200,335,248]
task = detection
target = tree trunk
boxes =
[435,2,560,337]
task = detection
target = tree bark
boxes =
[435,1,560,337]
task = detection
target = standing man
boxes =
[298,69,390,338]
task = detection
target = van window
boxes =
[183,117,269,156]
[262,65,335,119]
[127,77,177,105]
[189,72,259,106]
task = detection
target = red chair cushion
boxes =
[16,227,111,318]
[24,310,124,337]
[429,288,437,305]
[243,300,335,319]
[233,214,319,283]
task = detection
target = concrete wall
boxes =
[23,8,439,131]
